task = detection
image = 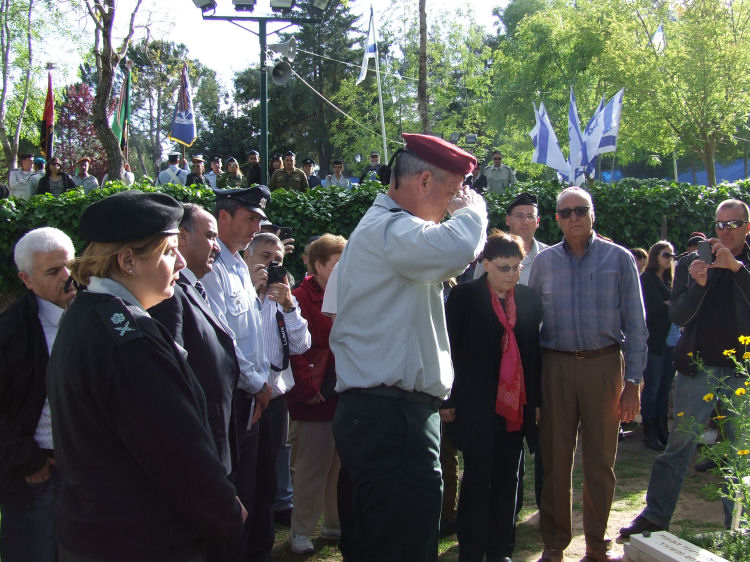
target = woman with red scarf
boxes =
[441,230,542,562]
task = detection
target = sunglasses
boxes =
[660,252,675,259]
[490,263,524,273]
[714,220,749,231]
[557,206,590,219]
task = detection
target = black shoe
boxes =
[618,515,666,538]
[642,419,666,451]
[695,458,718,472]
[656,417,669,445]
[274,508,292,527]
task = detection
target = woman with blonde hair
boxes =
[47,191,245,561]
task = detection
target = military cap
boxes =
[167,152,180,163]
[79,190,183,243]
[34,157,46,165]
[18,152,33,160]
[506,192,538,214]
[213,185,271,220]
[301,158,315,166]
[192,155,205,163]
[248,150,259,157]
[77,156,92,164]
[225,156,238,165]
[370,151,379,157]
[283,150,295,158]
[402,133,477,177]
[210,155,222,163]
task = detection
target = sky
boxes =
[54,0,504,93]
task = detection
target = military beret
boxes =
[687,233,706,247]
[210,155,222,162]
[34,157,46,165]
[507,192,538,214]
[284,150,295,157]
[77,156,91,164]
[370,151,379,157]
[225,157,238,165]
[301,158,315,166]
[18,152,33,160]
[248,150,259,157]
[79,190,183,243]
[213,185,271,220]
[402,133,477,177]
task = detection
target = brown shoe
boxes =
[538,548,565,562]
[580,552,622,562]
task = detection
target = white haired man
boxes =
[0,227,76,562]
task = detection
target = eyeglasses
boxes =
[490,263,524,274]
[510,213,537,221]
[660,252,675,259]
[493,157,502,161]
[556,206,590,219]
[714,220,749,231]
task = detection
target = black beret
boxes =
[507,192,538,214]
[167,153,180,163]
[301,158,315,166]
[210,155,222,162]
[79,190,183,243]
[248,150,259,156]
[283,150,295,158]
[18,152,33,160]
[213,185,271,220]
[402,133,477,176]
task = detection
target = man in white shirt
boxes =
[156,152,188,186]
[8,153,36,199]
[0,227,76,562]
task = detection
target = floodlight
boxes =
[465,134,478,145]
[192,0,217,11]
[449,132,460,143]
[270,0,295,11]
[233,0,257,11]
[311,0,333,10]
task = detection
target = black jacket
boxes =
[36,173,76,195]
[640,269,672,355]
[444,277,542,455]
[149,274,241,474]
[47,290,243,561]
[0,290,49,506]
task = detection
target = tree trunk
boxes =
[417,0,430,134]
[699,135,717,187]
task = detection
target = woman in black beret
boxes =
[47,190,246,562]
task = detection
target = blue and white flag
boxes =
[568,88,586,185]
[597,88,624,154]
[168,64,197,147]
[356,6,378,85]
[585,95,606,178]
[649,23,666,54]
[530,102,570,180]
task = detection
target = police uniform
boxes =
[47,191,243,561]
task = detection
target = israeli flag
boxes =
[568,88,586,185]
[585,95,606,178]
[597,88,624,154]
[356,7,378,85]
[649,23,666,54]
[168,64,197,147]
[530,102,570,180]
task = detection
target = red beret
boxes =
[402,133,477,176]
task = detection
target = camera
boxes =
[278,226,293,240]
[697,240,714,264]
[267,261,287,285]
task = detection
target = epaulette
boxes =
[96,298,145,346]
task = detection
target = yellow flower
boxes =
[714,415,727,420]
[736,388,746,396]
[703,393,715,402]
[738,450,750,456]
[677,411,685,417]
[687,352,694,358]
[745,381,750,387]
[739,335,750,346]
[744,352,750,360]
[723,349,737,357]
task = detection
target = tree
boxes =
[417,0,430,134]
[83,0,143,182]
[55,82,108,178]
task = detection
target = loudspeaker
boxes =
[268,37,297,62]
[271,61,293,86]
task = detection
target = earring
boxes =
[128,269,134,275]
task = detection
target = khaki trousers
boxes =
[290,420,340,536]
[539,349,623,553]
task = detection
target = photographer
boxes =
[243,233,311,559]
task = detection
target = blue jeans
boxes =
[273,403,293,512]
[0,466,60,562]
[641,347,675,419]
[642,366,742,528]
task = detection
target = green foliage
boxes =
[686,530,750,560]
[2,178,749,296]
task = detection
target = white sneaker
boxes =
[289,532,314,554]
[319,526,341,540]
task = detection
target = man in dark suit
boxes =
[150,203,241,477]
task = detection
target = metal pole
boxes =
[259,19,269,185]
[373,33,387,162]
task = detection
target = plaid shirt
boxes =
[528,232,648,382]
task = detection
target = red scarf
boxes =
[488,281,526,432]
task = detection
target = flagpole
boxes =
[371,7,388,162]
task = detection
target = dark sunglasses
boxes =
[490,263,524,273]
[557,206,590,219]
[660,252,675,259]
[714,220,748,231]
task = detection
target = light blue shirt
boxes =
[202,238,268,394]
[34,296,65,449]
[528,232,648,382]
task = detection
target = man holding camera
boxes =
[242,232,311,559]
[620,198,750,537]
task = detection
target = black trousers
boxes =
[457,428,523,561]
[333,391,442,562]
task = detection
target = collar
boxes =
[36,295,65,326]
[87,276,146,311]
[181,267,199,286]
[217,237,244,268]
[562,231,596,255]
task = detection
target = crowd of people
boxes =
[1,131,749,562]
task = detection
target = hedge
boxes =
[1,177,749,296]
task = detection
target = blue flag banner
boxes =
[530,102,570,180]
[168,64,197,147]
[597,88,624,154]
[649,23,666,54]
[357,6,378,85]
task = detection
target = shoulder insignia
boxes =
[97,298,145,346]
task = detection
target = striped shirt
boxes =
[528,232,648,382]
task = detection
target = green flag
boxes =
[111,67,131,156]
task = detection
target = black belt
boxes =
[544,343,620,359]
[344,385,443,409]
[40,448,55,459]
